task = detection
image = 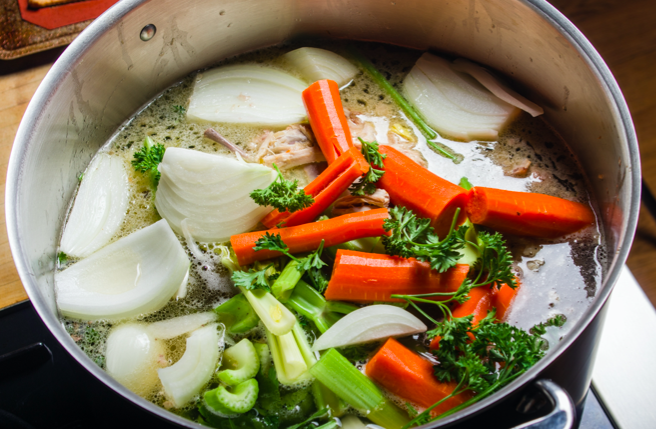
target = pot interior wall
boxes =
[8,0,638,426]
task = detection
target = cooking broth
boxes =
[57,41,602,423]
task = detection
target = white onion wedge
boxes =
[311,305,426,351]
[402,53,519,141]
[155,147,276,243]
[106,323,165,396]
[60,153,130,258]
[282,47,359,86]
[451,58,544,117]
[187,64,307,126]
[55,219,189,321]
[158,323,224,408]
[146,312,218,340]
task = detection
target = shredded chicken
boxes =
[332,188,390,217]
[253,124,326,169]
[506,158,532,178]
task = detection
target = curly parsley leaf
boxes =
[172,105,186,116]
[530,314,567,336]
[471,231,516,289]
[254,232,289,253]
[383,206,465,273]
[131,137,165,187]
[231,265,276,292]
[349,138,387,196]
[250,164,314,213]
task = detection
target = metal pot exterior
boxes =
[6,0,640,427]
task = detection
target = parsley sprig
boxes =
[131,136,165,187]
[383,206,466,273]
[349,138,386,196]
[250,164,314,213]
[231,264,278,292]
[402,311,548,428]
[253,232,328,291]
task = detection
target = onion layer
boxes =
[311,305,426,351]
[282,47,359,86]
[146,312,218,340]
[402,53,518,141]
[158,323,224,408]
[187,64,307,126]
[60,153,130,257]
[105,323,165,397]
[55,219,190,321]
[155,147,276,243]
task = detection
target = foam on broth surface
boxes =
[58,40,603,417]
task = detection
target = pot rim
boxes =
[6,0,641,427]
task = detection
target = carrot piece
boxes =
[302,79,353,164]
[376,145,468,238]
[231,208,389,266]
[262,146,369,228]
[429,287,493,350]
[491,279,520,320]
[324,249,469,303]
[465,187,595,238]
[366,338,472,416]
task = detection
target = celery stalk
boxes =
[240,286,295,336]
[287,281,358,333]
[309,349,410,429]
[266,323,314,385]
[271,259,303,302]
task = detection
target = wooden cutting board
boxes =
[1,0,655,309]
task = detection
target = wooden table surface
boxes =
[1,0,655,309]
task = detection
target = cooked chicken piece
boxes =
[254,124,325,169]
[331,188,390,217]
[506,158,532,178]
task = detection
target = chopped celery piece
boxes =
[254,342,272,376]
[313,380,347,418]
[287,280,358,333]
[310,349,410,429]
[214,294,259,334]
[271,259,303,302]
[205,378,259,414]
[327,237,386,257]
[217,338,260,386]
[267,323,315,385]
[240,286,296,336]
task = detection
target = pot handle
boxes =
[510,379,576,429]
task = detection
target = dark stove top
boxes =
[0,301,615,429]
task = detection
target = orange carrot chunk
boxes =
[231,208,389,267]
[302,79,353,164]
[376,145,468,239]
[491,279,521,321]
[262,146,369,228]
[429,286,493,350]
[465,187,595,238]
[324,249,469,303]
[366,338,472,416]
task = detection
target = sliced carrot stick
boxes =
[366,338,472,416]
[465,187,595,238]
[262,146,369,228]
[302,79,354,164]
[231,208,389,266]
[491,279,520,321]
[376,145,468,239]
[324,249,469,303]
[429,287,493,350]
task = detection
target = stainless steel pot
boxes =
[6,0,640,427]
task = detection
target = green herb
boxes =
[77,173,84,182]
[231,264,277,292]
[531,314,567,336]
[459,176,473,191]
[173,105,186,115]
[254,233,327,292]
[250,164,314,213]
[131,136,165,187]
[403,313,546,428]
[57,251,68,265]
[383,206,466,273]
[349,138,386,196]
